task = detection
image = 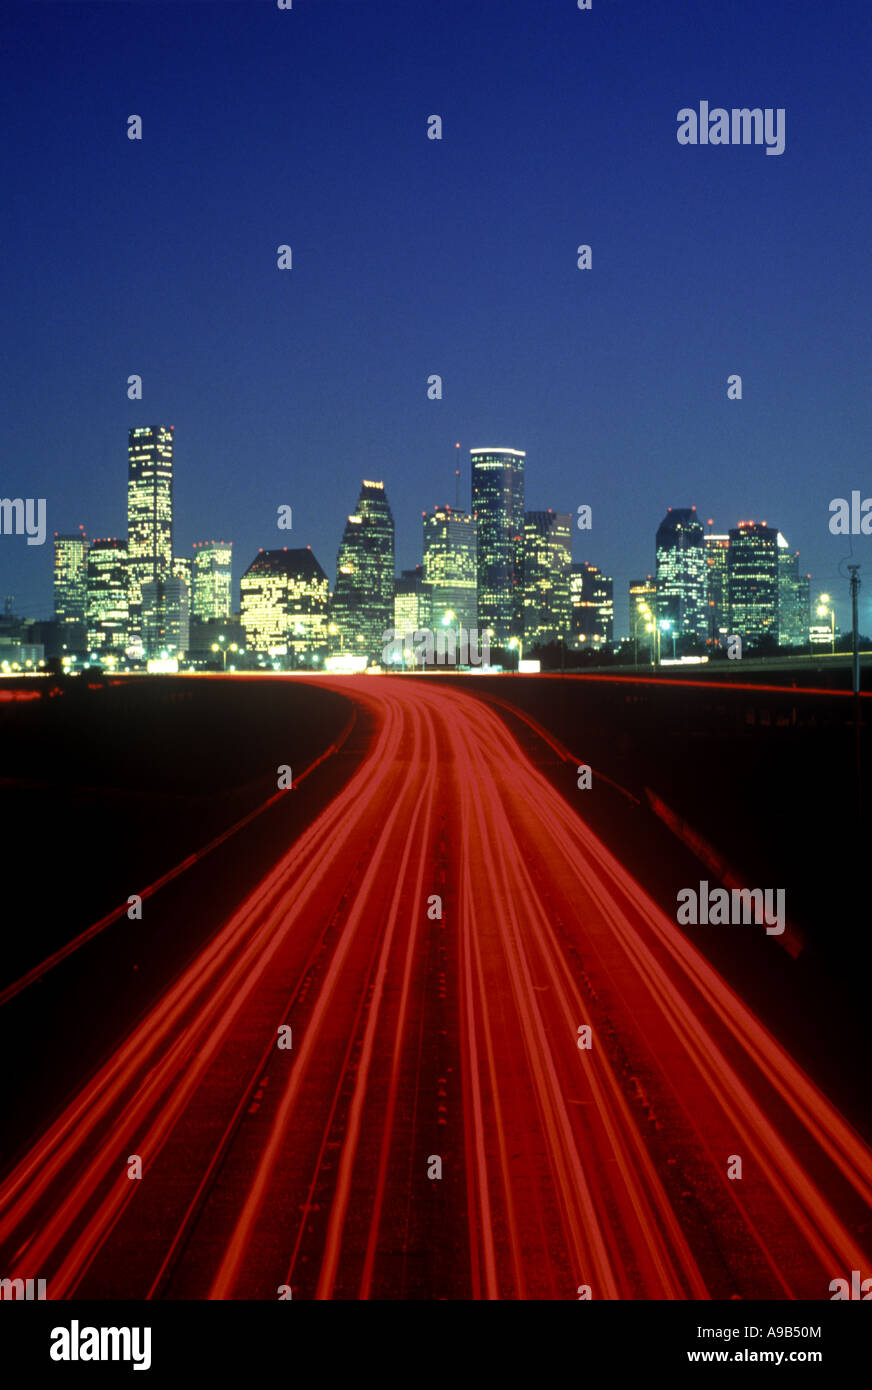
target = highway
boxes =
[0,675,869,1300]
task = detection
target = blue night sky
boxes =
[2,0,870,635]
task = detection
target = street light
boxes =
[638,600,658,667]
[441,609,457,664]
[633,600,646,668]
[508,635,523,670]
[816,594,835,655]
[211,636,235,672]
[660,617,675,661]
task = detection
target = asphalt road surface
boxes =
[1,676,869,1300]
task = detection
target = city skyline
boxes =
[2,426,851,642]
[16,431,837,670]
[3,424,836,649]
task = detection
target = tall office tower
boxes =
[192,540,233,620]
[127,425,174,634]
[727,521,779,645]
[85,538,129,654]
[471,447,525,643]
[141,576,190,659]
[422,505,477,631]
[655,507,707,643]
[703,530,730,646]
[394,568,433,640]
[331,480,395,658]
[629,577,657,650]
[570,562,614,648]
[53,528,89,645]
[776,533,811,648]
[240,547,329,660]
[522,511,571,646]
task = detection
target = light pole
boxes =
[639,601,659,667]
[816,594,835,655]
[660,618,675,661]
[441,609,457,665]
[848,567,862,815]
[508,635,523,671]
[211,637,237,672]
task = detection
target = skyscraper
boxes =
[471,448,525,643]
[85,538,129,654]
[703,530,730,647]
[53,528,88,644]
[141,576,190,659]
[393,569,433,650]
[241,547,329,661]
[422,506,477,631]
[192,541,233,620]
[127,426,174,637]
[522,511,571,646]
[728,521,779,645]
[655,507,707,644]
[777,533,810,648]
[331,481,395,659]
[570,562,614,648]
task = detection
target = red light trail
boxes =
[0,677,868,1299]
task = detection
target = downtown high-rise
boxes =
[141,577,190,659]
[776,533,810,648]
[127,426,174,640]
[523,511,571,646]
[85,537,129,654]
[727,521,779,646]
[241,547,329,661]
[422,505,477,631]
[655,507,707,645]
[331,481,395,659]
[570,562,614,648]
[703,530,730,647]
[393,568,433,651]
[192,540,233,620]
[471,448,525,643]
[53,528,89,648]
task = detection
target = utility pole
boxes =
[848,565,861,814]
